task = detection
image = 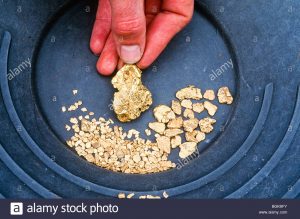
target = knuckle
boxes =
[177,0,194,25]
[183,13,193,24]
[113,17,145,36]
[182,7,194,24]
[177,12,193,29]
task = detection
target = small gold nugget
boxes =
[112,64,153,122]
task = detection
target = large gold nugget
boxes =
[112,64,153,122]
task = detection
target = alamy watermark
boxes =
[7,57,31,80]
[176,147,200,170]
[209,58,233,81]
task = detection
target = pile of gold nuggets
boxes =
[64,65,233,174]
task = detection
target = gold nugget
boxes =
[112,64,152,122]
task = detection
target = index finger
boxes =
[137,0,194,69]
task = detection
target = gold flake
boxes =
[171,100,182,115]
[153,105,175,123]
[204,101,218,116]
[85,154,95,162]
[148,122,166,134]
[203,90,215,100]
[70,117,78,124]
[65,125,71,131]
[145,129,151,136]
[127,193,135,199]
[68,105,77,111]
[183,109,195,119]
[167,117,183,129]
[171,136,182,148]
[176,85,202,100]
[164,129,184,137]
[181,99,193,109]
[118,193,126,199]
[192,102,204,113]
[217,87,233,104]
[185,130,205,143]
[199,117,216,133]
[163,191,169,198]
[183,118,199,132]
[156,136,171,154]
[179,142,197,159]
[133,154,141,163]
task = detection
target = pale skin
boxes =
[90,0,194,76]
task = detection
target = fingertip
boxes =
[137,58,151,69]
[97,61,115,76]
[90,38,104,55]
[97,57,116,76]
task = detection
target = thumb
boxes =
[109,0,146,64]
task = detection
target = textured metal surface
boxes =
[0,0,299,199]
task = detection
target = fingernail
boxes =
[120,45,141,64]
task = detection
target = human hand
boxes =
[90,0,194,75]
